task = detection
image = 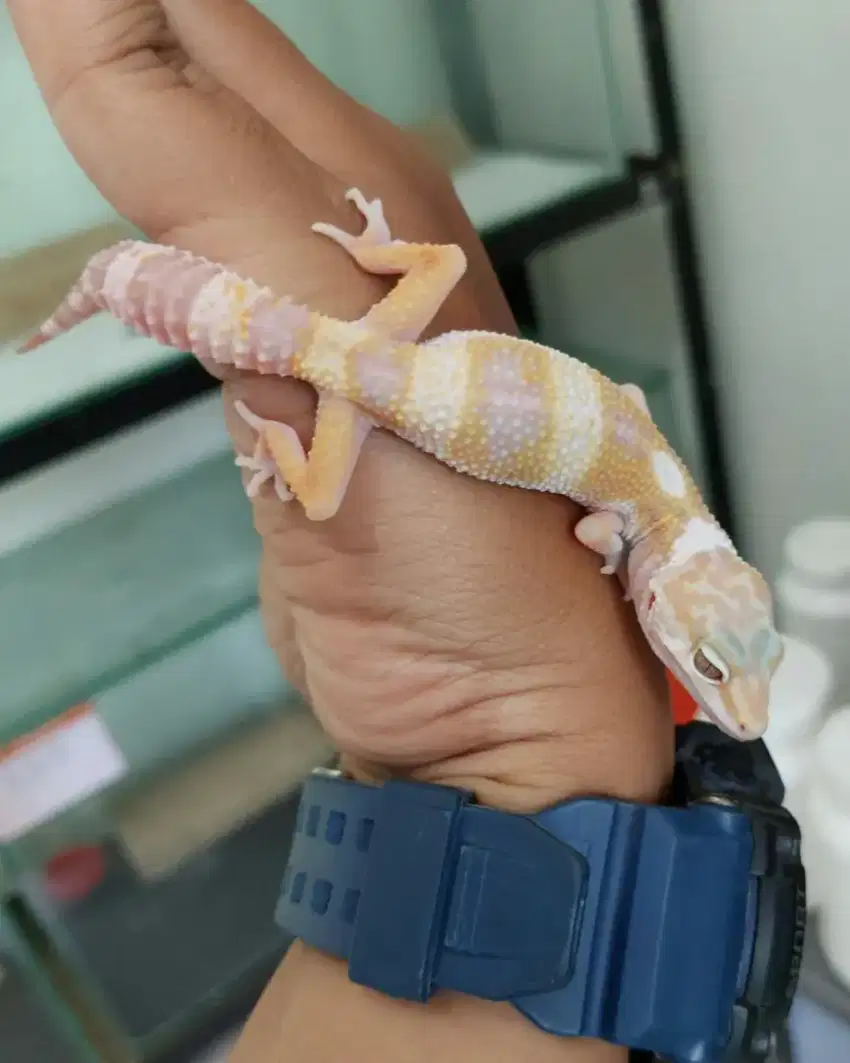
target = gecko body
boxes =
[22,189,782,740]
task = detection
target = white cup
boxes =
[806,708,850,968]
[763,636,833,864]
[776,519,850,710]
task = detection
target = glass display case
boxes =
[0,450,259,749]
[264,0,630,250]
[0,608,318,875]
[0,901,107,1063]
[0,399,331,1055]
[15,787,309,1061]
[1,593,332,1059]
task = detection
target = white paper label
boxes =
[0,706,128,843]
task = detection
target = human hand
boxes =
[10,0,672,814]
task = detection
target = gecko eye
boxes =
[692,645,729,685]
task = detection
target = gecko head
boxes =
[639,549,783,741]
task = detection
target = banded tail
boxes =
[19,240,313,376]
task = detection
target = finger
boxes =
[10,0,510,332]
[7,1,227,114]
[151,0,510,329]
[7,0,166,102]
[159,0,429,183]
[6,1,306,246]
[9,0,382,322]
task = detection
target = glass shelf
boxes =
[15,785,312,1059]
[0,449,261,748]
[2,688,331,1055]
[0,613,311,881]
[0,317,182,445]
[0,902,103,1063]
[452,149,626,248]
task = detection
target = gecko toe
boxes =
[312,221,358,250]
[245,470,267,498]
[273,474,294,502]
[235,447,293,503]
[344,188,393,244]
[344,187,373,212]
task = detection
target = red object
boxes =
[43,846,106,904]
[667,669,697,726]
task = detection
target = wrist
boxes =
[245,637,672,1063]
[246,692,673,1063]
[340,668,674,814]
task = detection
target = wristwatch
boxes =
[275,722,806,1062]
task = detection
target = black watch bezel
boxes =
[669,723,807,1062]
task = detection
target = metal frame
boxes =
[0,359,218,483]
[455,0,736,536]
[634,0,735,536]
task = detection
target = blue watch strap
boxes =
[276,771,588,1001]
[276,769,755,1062]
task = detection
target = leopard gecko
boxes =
[21,188,783,740]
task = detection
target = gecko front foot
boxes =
[621,382,651,415]
[235,450,292,502]
[233,400,299,503]
[574,511,626,576]
[312,187,394,252]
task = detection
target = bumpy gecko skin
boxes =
[22,188,782,740]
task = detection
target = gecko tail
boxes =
[16,239,312,376]
[17,241,137,354]
[17,282,103,352]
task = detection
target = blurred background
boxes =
[1,1,849,1061]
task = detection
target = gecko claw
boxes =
[235,452,294,502]
[312,186,393,250]
[233,400,266,432]
[234,404,295,504]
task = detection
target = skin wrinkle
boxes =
[289,566,565,673]
[299,617,532,734]
[309,638,589,756]
[415,737,600,807]
[49,20,188,110]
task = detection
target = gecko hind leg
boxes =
[313,187,467,339]
[234,396,373,521]
[231,189,394,518]
[236,188,392,517]
[574,511,627,576]
[239,189,466,518]
[235,450,292,502]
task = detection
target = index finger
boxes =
[6,0,325,252]
[7,1,155,102]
